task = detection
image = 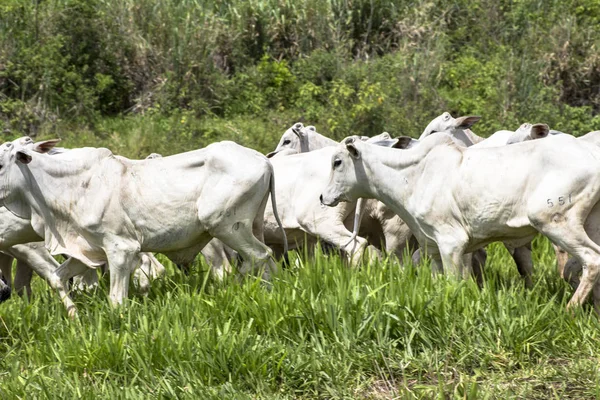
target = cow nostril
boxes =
[319,194,323,203]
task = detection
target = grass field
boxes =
[1,237,600,399]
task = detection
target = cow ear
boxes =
[530,123,549,139]
[16,150,32,164]
[291,123,304,138]
[346,143,360,159]
[393,136,416,149]
[344,138,360,159]
[380,132,391,139]
[306,125,316,132]
[32,139,61,154]
[454,116,481,129]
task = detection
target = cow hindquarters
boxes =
[533,205,600,312]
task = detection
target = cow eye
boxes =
[282,139,291,145]
[333,159,342,168]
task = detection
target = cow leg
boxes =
[0,252,14,288]
[214,224,277,281]
[540,227,600,310]
[7,244,78,316]
[510,244,534,288]
[437,237,469,279]
[72,268,100,291]
[303,222,372,267]
[27,257,80,317]
[201,240,233,281]
[14,259,34,298]
[0,276,9,302]
[107,250,140,307]
[554,244,569,279]
[132,253,166,294]
[0,253,13,301]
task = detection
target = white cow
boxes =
[267,123,337,157]
[136,153,238,280]
[0,139,287,307]
[266,127,416,262]
[320,134,600,312]
[422,115,561,286]
[263,147,377,265]
[420,112,483,146]
[0,147,169,305]
[471,123,553,148]
[0,200,75,312]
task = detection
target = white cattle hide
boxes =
[321,134,600,312]
[0,139,286,307]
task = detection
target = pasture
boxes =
[3,1,600,398]
[2,238,600,399]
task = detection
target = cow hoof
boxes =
[67,306,78,319]
[0,286,11,303]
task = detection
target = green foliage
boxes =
[2,0,600,144]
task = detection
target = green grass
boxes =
[1,237,600,399]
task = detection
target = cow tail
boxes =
[268,163,289,264]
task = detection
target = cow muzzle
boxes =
[320,193,340,207]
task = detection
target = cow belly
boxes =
[138,221,207,253]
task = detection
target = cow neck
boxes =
[306,132,338,152]
[11,148,113,217]
[464,129,484,144]
[360,134,456,215]
[30,148,112,178]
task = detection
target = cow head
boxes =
[506,123,550,145]
[320,136,407,207]
[363,132,391,143]
[268,122,306,157]
[0,137,60,205]
[320,137,364,207]
[420,112,482,147]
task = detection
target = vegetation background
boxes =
[2,0,600,398]
[2,0,600,155]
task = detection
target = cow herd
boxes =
[1,112,600,317]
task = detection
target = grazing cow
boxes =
[0,139,287,307]
[320,133,600,312]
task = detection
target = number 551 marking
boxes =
[547,194,572,208]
